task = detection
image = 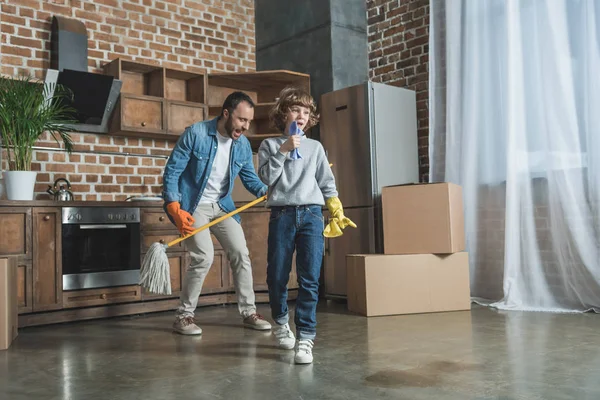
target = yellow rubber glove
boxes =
[324,197,357,238]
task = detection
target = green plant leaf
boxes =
[0,74,78,171]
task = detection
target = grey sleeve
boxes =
[315,143,338,199]
[258,140,287,186]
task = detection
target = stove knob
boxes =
[76,214,82,221]
[108,214,113,220]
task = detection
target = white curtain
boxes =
[429,0,600,312]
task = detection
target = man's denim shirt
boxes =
[162,117,267,223]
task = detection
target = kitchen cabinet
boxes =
[0,201,299,327]
[0,207,32,263]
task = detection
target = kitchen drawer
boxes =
[121,94,165,133]
[141,233,185,253]
[141,208,174,231]
[62,285,142,308]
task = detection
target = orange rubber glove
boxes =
[166,201,195,235]
[324,197,357,238]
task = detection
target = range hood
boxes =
[45,16,122,134]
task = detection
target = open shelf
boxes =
[208,102,276,120]
[100,58,310,145]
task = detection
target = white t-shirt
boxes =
[200,132,232,203]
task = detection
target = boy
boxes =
[258,87,355,364]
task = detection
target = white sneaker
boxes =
[294,339,314,364]
[273,323,296,350]
[173,316,203,335]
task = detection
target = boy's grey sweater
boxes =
[257,135,338,207]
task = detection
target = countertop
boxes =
[0,200,163,207]
[0,199,264,208]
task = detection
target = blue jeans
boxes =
[267,205,325,340]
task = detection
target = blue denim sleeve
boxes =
[238,145,268,197]
[162,127,194,203]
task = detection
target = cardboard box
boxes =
[382,183,465,254]
[231,153,259,202]
[346,252,471,317]
[0,257,18,350]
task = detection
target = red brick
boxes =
[96,185,121,193]
[96,0,119,8]
[149,8,171,19]
[3,55,24,66]
[46,163,75,173]
[43,2,71,15]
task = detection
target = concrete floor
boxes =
[1,302,600,400]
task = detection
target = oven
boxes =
[62,207,141,291]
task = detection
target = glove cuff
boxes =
[326,196,343,216]
[166,201,181,215]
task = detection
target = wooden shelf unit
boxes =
[102,58,311,148]
[102,59,208,139]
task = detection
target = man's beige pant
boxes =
[176,203,257,319]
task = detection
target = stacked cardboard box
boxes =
[0,257,18,350]
[346,183,471,317]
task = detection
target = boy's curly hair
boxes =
[269,86,320,133]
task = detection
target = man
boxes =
[162,91,271,335]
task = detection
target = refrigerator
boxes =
[319,81,419,297]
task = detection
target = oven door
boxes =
[62,222,141,290]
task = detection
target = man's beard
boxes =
[225,117,235,139]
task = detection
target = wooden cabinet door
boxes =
[32,208,62,311]
[167,100,207,135]
[0,207,32,262]
[17,260,33,314]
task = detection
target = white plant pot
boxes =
[3,171,37,201]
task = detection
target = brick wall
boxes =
[0,0,255,201]
[367,0,429,182]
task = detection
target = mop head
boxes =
[140,242,172,295]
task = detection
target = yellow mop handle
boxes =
[166,195,268,248]
[166,163,333,248]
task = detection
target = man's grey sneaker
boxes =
[295,339,314,364]
[273,323,296,350]
[243,313,272,331]
[173,316,203,335]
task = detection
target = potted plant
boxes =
[0,75,76,200]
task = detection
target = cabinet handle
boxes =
[43,215,50,221]
[159,216,165,221]
[141,121,147,127]
[100,294,107,300]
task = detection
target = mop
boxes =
[140,194,268,295]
